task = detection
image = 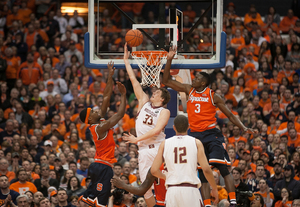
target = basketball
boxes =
[125,29,143,47]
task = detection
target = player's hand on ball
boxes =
[122,133,138,144]
[116,81,126,94]
[123,43,130,60]
[107,61,115,76]
[111,177,126,189]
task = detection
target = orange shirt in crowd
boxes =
[259,98,271,108]
[36,29,49,43]
[5,56,19,79]
[43,123,66,137]
[0,171,15,182]
[88,82,107,94]
[279,16,298,29]
[6,13,22,27]
[9,181,38,195]
[244,13,264,28]
[231,37,245,46]
[18,8,32,25]
[17,61,43,86]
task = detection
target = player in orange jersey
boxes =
[79,62,127,207]
[163,46,255,207]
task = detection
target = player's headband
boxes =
[85,108,91,124]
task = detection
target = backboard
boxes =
[85,0,226,69]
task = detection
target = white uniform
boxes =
[135,102,166,199]
[163,135,202,207]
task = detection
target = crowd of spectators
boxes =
[0,0,300,207]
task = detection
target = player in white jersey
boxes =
[122,43,171,207]
[151,115,219,207]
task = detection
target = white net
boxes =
[131,51,168,88]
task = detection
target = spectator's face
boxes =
[21,150,29,159]
[18,171,27,182]
[123,163,130,175]
[119,143,127,153]
[258,180,266,191]
[0,176,9,188]
[70,177,78,187]
[136,197,147,207]
[69,164,77,173]
[129,158,137,169]
[17,197,29,207]
[22,161,30,171]
[284,168,292,178]
[40,199,50,207]
[41,167,49,177]
[293,200,300,207]
[256,167,265,177]
[66,170,74,179]
[80,160,89,171]
[67,153,75,162]
[237,142,245,150]
[274,164,282,174]
[113,166,122,176]
[57,191,68,202]
[250,195,262,207]
[33,192,44,204]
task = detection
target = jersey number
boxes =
[143,114,153,125]
[195,104,201,113]
[174,147,187,164]
[97,183,103,191]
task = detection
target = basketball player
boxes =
[151,115,219,207]
[79,64,127,206]
[111,166,166,207]
[162,46,254,207]
[122,43,171,207]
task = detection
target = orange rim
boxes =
[132,51,167,66]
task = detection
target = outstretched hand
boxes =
[243,128,258,134]
[107,61,115,77]
[123,43,130,60]
[122,133,138,144]
[111,177,126,189]
[167,45,177,60]
[116,81,126,95]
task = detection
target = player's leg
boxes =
[190,131,212,207]
[166,187,202,207]
[82,163,113,206]
[138,149,157,207]
[198,169,211,207]
[207,129,236,206]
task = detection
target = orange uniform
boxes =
[17,61,43,85]
[89,125,116,165]
[9,181,37,195]
[5,56,19,79]
[187,87,216,132]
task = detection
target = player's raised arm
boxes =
[97,82,126,138]
[100,61,115,118]
[195,139,219,205]
[162,46,191,95]
[111,169,156,196]
[150,141,166,180]
[122,108,170,144]
[123,43,148,106]
[214,93,255,134]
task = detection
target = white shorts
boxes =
[138,146,159,199]
[165,186,202,207]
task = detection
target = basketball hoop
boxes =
[131,51,168,88]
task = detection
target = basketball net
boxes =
[131,51,168,88]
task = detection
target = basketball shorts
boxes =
[138,145,159,199]
[190,128,230,167]
[82,162,113,207]
[165,186,202,207]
